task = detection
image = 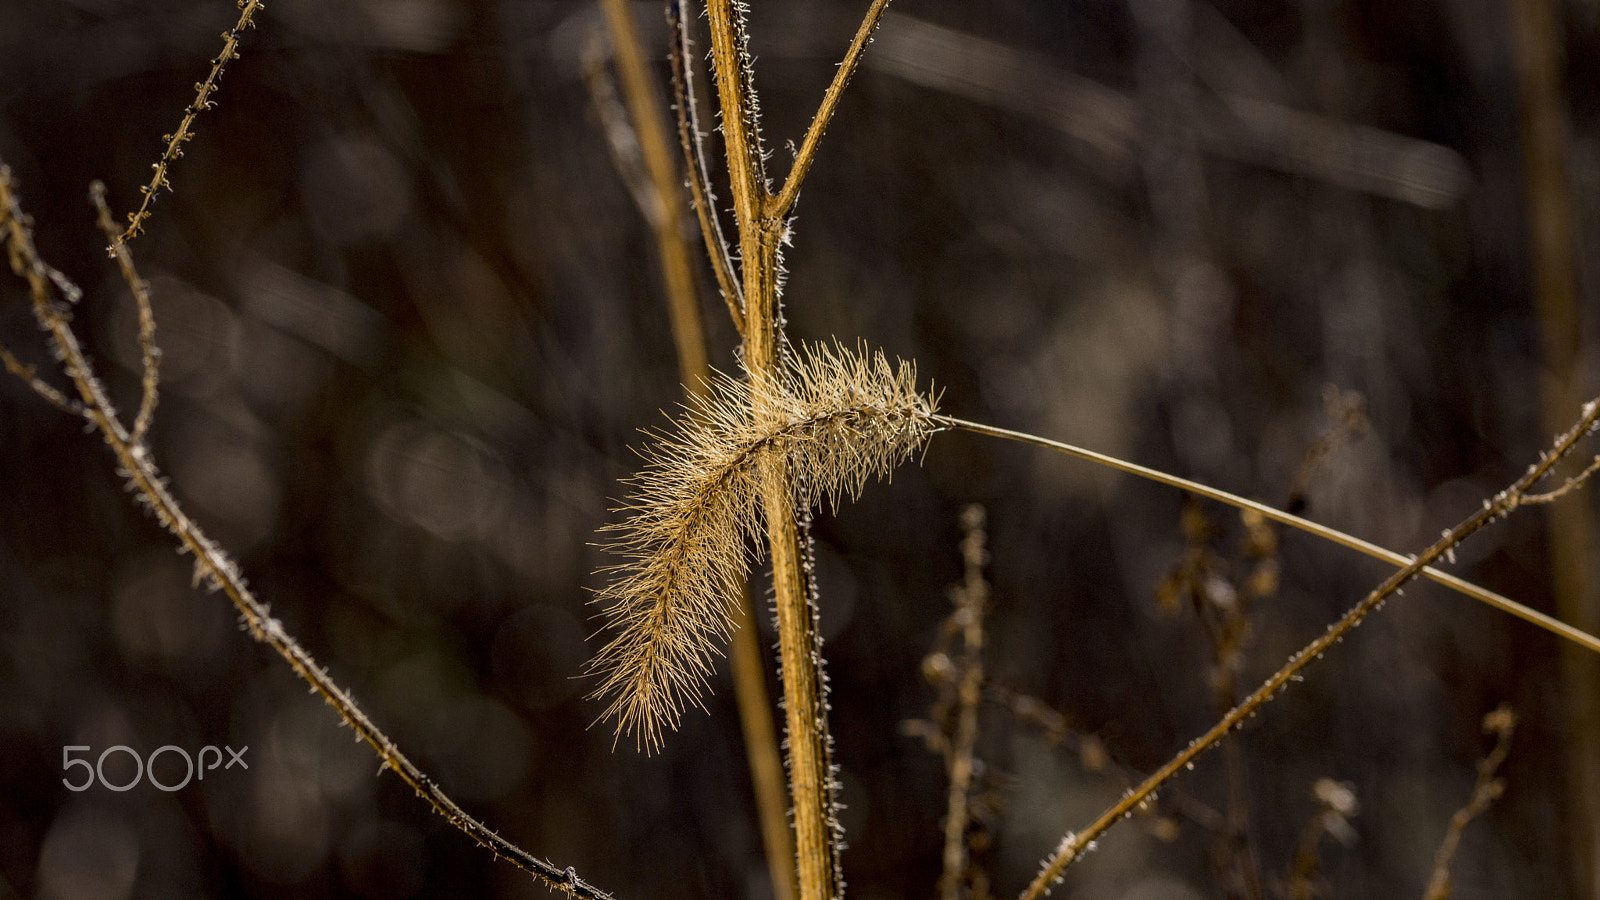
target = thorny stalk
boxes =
[120,0,263,242]
[770,0,895,218]
[668,0,745,334]
[592,2,794,889]
[694,2,896,898]
[90,182,160,443]
[1421,705,1518,900]
[1,165,615,900]
[940,505,992,900]
[1018,399,1600,900]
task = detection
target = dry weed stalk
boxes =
[2,165,615,900]
[1157,503,1273,900]
[1421,705,1518,900]
[589,333,1600,896]
[590,2,796,894]
[120,0,263,242]
[904,506,1000,900]
[688,3,895,898]
[1020,399,1600,900]
[1284,778,1360,900]
[940,505,995,900]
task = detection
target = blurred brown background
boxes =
[3,0,1600,898]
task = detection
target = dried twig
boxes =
[1017,400,1600,900]
[0,341,84,414]
[770,0,894,219]
[1,164,616,900]
[1421,705,1517,900]
[667,0,745,335]
[939,504,993,900]
[120,0,263,242]
[90,182,159,443]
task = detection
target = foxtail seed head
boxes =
[587,342,936,751]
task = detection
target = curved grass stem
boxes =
[931,414,1600,657]
[1004,398,1600,900]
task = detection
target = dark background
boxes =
[2,0,1598,898]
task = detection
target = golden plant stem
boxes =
[703,0,837,894]
[1018,398,1600,900]
[940,507,988,900]
[121,0,262,242]
[761,454,839,900]
[594,2,795,894]
[771,0,894,217]
[2,167,615,900]
[934,415,1600,656]
[697,3,896,894]
[729,594,802,900]
[1510,0,1600,892]
[667,1,745,332]
[597,0,707,381]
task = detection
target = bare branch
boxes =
[1017,399,1600,900]
[668,0,745,334]
[770,0,894,219]
[91,182,160,444]
[120,0,264,242]
[2,162,617,900]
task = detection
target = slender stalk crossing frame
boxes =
[694,3,896,898]
[934,415,1600,656]
[1016,398,1600,900]
[120,0,262,242]
[2,165,617,900]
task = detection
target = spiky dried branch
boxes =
[120,0,263,242]
[1,162,616,900]
[1020,399,1600,900]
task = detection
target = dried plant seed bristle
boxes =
[587,342,936,751]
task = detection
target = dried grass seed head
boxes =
[587,342,937,751]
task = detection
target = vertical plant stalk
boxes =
[1509,0,1600,894]
[1422,705,1517,900]
[593,3,795,896]
[1018,398,1600,900]
[940,505,990,900]
[595,0,707,381]
[1,166,616,900]
[700,3,895,898]
[668,0,745,334]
